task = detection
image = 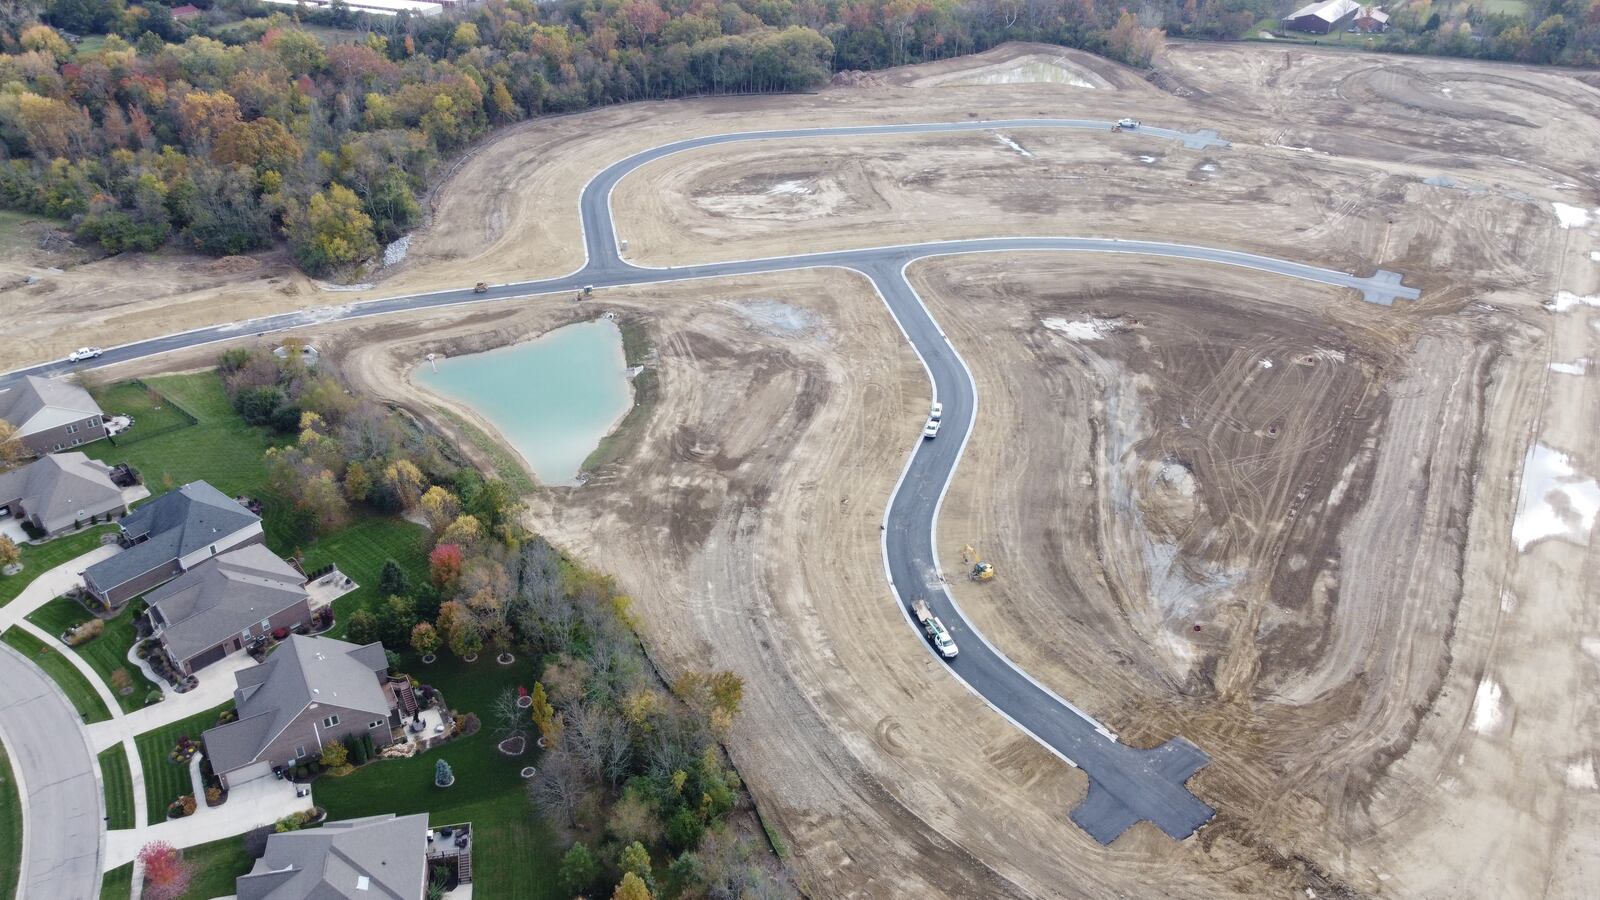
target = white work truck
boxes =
[911,598,959,658]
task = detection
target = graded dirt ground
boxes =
[44,41,1600,900]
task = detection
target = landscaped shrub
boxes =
[65,618,105,646]
[204,787,222,806]
[145,689,163,705]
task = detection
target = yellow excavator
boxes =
[962,545,995,582]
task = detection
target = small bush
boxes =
[65,618,105,646]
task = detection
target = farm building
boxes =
[1284,0,1361,33]
[1355,6,1391,32]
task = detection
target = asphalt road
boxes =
[2,118,1422,846]
[0,642,104,899]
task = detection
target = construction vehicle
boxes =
[962,544,995,581]
[474,282,488,294]
[911,599,959,658]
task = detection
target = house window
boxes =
[71,438,81,446]
[88,417,99,427]
[66,423,78,434]
[294,745,306,759]
[323,715,340,728]
[240,628,250,640]
[210,545,217,555]
[370,720,384,729]
[260,618,271,629]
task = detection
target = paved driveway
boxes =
[0,642,102,899]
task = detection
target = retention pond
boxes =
[414,318,632,486]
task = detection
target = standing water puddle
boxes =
[415,319,631,486]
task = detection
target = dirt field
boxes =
[52,40,1600,900]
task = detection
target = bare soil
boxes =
[54,41,1600,900]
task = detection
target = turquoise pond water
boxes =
[414,318,632,486]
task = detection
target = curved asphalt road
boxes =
[2,119,1421,847]
[0,642,103,899]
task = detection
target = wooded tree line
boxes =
[0,0,1166,272]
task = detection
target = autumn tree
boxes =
[284,184,378,274]
[320,739,349,769]
[0,536,21,571]
[530,681,561,743]
[137,841,192,900]
[176,90,242,150]
[213,118,302,172]
[0,421,25,469]
[380,459,426,511]
[429,544,463,589]
[614,871,653,900]
[418,486,461,538]
[446,613,482,659]
[410,621,440,657]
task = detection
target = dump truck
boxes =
[911,599,959,659]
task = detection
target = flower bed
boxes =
[496,735,526,757]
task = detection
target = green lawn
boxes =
[99,743,135,830]
[0,737,22,900]
[27,599,162,714]
[300,516,430,636]
[176,835,253,899]
[135,703,228,823]
[86,372,280,505]
[0,525,117,609]
[90,381,198,443]
[1,628,112,724]
[313,654,562,899]
[99,864,132,900]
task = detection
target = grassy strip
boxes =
[98,743,135,830]
[99,864,132,900]
[431,405,538,495]
[581,316,658,475]
[26,600,162,714]
[298,515,430,637]
[135,703,228,823]
[176,835,253,899]
[0,628,112,724]
[0,737,21,900]
[0,526,116,609]
[313,653,562,899]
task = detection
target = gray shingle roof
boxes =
[203,635,391,775]
[147,545,308,665]
[0,452,123,534]
[1288,0,1359,21]
[237,813,428,900]
[83,481,259,594]
[0,375,102,437]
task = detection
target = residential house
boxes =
[1284,0,1361,33]
[82,480,262,606]
[146,544,313,674]
[236,814,429,900]
[0,452,128,537]
[0,375,106,456]
[202,635,415,788]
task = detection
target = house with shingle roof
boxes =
[147,544,313,674]
[0,452,128,537]
[1284,0,1360,32]
[202,635,407,788]
[82,480,262,606]
[236,813,429,900]
[0,375,106,456]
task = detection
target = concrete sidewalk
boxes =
[89,649,255,752]
[104,754,310,869]
[0,543,120,629]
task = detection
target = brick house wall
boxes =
[22,416,107,456]
[220,702,397,787]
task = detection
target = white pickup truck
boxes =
[911,599,959,658]
[1117,117,1140,129]
[67,347,103,362]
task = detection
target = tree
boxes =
[530,681,560,743]
[620,841,652,883]
[447,614,482,659]
[558,841,598,895]
[379,559,411,598]
[285,184,379,274]
[418,486,461,538]
[614,871,653,900]
[0,421,25,468]
[381,459,426,510]
[429,544,463,589]
[176,90,242,150]
[213,118,302,172]
[437,514,483,549]
[137,841,192,900]
[411,621,440,657]
[491,686,526,740]
[375,594,417,648]
[344,460,372,504]
[320,739,348,768]
[0,536,20,571]
[345,608,380,646]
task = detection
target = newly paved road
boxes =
[0,642,104,899]
[1,118,1422,845]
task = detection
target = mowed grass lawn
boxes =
[300,516,430,637]
[1,628,111,723]
[99,743,135,830]
[136,703,228,823]
[99,863,132,900]
[0,525,117,609]
[26,600,162,714]
[175,835,253,899]
[314,653,562,900]
[86,372,279,504]
[0,737,22,900]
